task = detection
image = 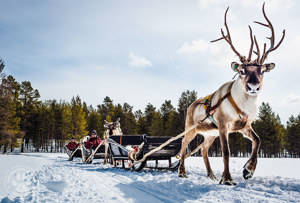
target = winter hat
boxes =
[91,130,97,135]
[71,137,75,140]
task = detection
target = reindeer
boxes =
[178,3,285,185]
[103,118,123,137]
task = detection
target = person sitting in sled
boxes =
[66,138,80,161]
[85,130,102,150]
[66,137,79,151]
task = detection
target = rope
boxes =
[130,116,209,168]
[185,142,204,159]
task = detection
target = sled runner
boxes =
[108,135,182,171]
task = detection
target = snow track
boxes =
[0,153,300,202]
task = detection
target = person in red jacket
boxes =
[85,130,102,150]
[66,138,79,151]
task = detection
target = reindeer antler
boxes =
[212,4,285,65]
[254,3,285,64]
[211,7,247,64]
[247,26,254,62]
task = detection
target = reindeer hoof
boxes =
[207,173,218,181]
[243,168,253,180]
[178,173,188,178]
[219,178,237,186]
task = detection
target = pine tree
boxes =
[62,103,73,142]
[165,110,181,137]
[122,103,137,134]
[160,100,175,124]
[136,110,147,134]
[252,102,285,157]
[144,103,156,133]
[98,96,115,121]
[19,81,40,151]
[114,104,125,125]
[87,110,103,138]
[149,112,164,137]
[286,114,300,157]
[71,96,88,139]
[0,60,24,153]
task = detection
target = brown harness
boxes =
[202,81,248,127]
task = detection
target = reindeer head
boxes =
[104,118,122,136]
[212,3,285,96]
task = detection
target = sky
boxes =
[0,0,299,124]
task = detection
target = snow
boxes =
[0,153,299,203]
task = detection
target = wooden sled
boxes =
[108,135,182,171]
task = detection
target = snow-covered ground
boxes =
[0,153,299,203]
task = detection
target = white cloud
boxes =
[178,38,210,54]
[282,94,300,105]
[129,52,152,69]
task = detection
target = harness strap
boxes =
[227,83,248,120]
[207,82,234,115]
[228,94,243,115]
[205,81,248,126]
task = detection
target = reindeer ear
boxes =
[231,62,242,72]
[263,63,275,72]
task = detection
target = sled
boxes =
[107,135,182,171]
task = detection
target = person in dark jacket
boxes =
[66,138,79,151]
[85,130,102,149]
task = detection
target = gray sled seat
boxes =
[108,135,145,159]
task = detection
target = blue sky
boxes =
[0,0,299,123]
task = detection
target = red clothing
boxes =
[85,136,102,149]
[66,141,79,151]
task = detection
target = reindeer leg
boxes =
[240,126,261,180]
[219,124,236,185]
[201,136,218,181]
[178,130,195,178]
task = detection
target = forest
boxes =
[1,59,299,157]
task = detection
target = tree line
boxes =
[0,59,299,157]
